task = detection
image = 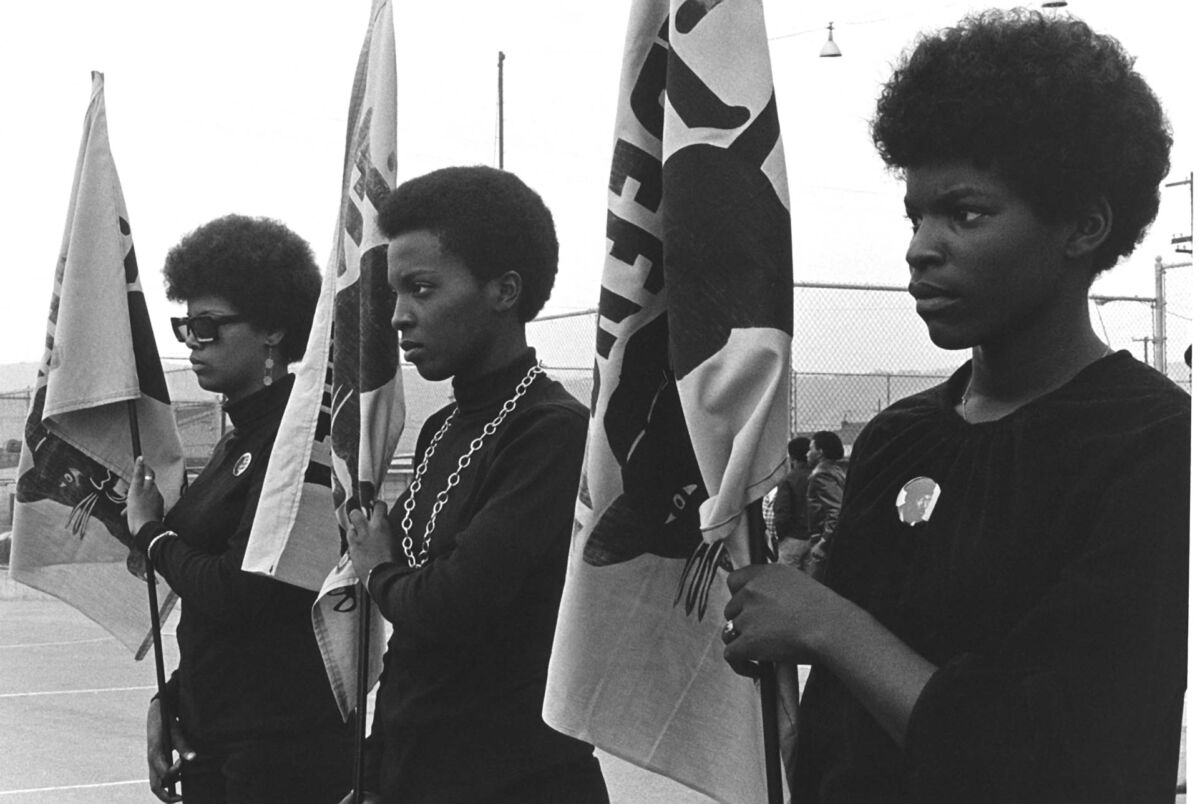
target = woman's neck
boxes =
[964,291,1109,420]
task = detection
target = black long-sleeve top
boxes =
[805,459,845,541]
[773,464,810,542]
[362,349,601,802]
[792,352,1189,803]
[135,375,344,747]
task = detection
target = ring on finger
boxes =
[721,619,739,643]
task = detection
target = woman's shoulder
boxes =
[1038,351,1189,440]
[512,375,589,426]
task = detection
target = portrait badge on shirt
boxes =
[896,476,941,526]
[233,452,253,477]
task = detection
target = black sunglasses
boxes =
[170,314,245,344]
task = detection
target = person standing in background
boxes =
[773,435,811,568]
[802,430,846,580]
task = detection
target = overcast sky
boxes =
[1,0,1194,368]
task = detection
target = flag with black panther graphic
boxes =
[9,72,184,656]
[242,0,401,719]
[544,0,793,800]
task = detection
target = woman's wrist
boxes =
[133,521,167,554]
[365,561,398,597]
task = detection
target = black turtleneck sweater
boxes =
[135,375,345,747]
[364,349,601,802]
[794,352,1188,803]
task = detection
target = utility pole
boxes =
[1149,175,1193,375]
[1153,256,1166,373]
[497,51,505,170]
[1133,336,1153,365]
[1165,172,1193,255]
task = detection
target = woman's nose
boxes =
[905,219,944,271]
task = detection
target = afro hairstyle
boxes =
[376,166,558,322]
[871,8,1172,274]
[810,431,844,462]
[162,214,321,364]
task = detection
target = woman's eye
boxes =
[954,209,984,224]
[906,214,922,233]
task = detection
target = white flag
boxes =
[544,1,794,800]
[241,0,401,719]
[10,72,185,655]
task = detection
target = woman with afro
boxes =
[723,10,1187,802]
[126,214,352,803]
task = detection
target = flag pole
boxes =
[746,501,783,804]
[352,583,372,804]
[128,399,175,796]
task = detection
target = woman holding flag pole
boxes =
[723,9,1188,803]
[342,166,609,803]
[125,214,353,803]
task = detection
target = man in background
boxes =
[773,435,811,569]
[803,430,846,580]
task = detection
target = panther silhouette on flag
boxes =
[582,2,791,593]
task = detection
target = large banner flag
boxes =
[242,0,401,719]
[544,0,794,801]
[10,72,185,655]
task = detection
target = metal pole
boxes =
[128,400,175,799]
[1153,256,1166,373]
[497,51,505,170]
[352,589,372,804]
[746,504,784,804]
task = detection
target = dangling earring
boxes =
[263,345,276,387]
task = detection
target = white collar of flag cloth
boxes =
[398,363,544,568]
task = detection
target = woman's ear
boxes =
[264,328,285,349]
[1065,198,1113,259]
[490,270,523,314]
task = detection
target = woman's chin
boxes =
[193,372,224,395]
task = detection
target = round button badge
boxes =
[896,476,941,526]
[233,452,253,477]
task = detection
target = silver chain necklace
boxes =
[399,363,544,568]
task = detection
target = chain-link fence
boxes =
[525,280,1192,451]
[0,279,1188,477]
[0,369,227,529]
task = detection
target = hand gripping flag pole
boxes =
[10,70,186,795]
[746,502,783,804]
[237,4,402,801]
[353,581,373,804]
[128,401,175,797]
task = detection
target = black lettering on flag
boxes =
[606,212,664,294]
[596,329,618,363]
[598,286,643,325]
[596,287,643,361]
[610,139,663,213]
[630,20,669,141]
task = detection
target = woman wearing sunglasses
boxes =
[124,214,351,803]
